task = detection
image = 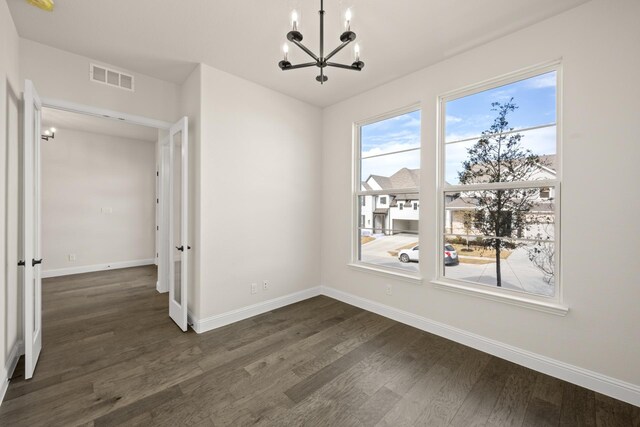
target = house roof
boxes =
[364,168,420,191]
[461,154,557,182]
[537,154,557,173]
[361,154,554,192]
[446,197,477,209]
[446,197,555,213]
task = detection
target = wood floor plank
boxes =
[414,347,492,426]
[0,265,636,426]
[485,364,538,427]
[283,322,409,404]
[92,385,183,427]
[448,357,515,427]
[521,373,564,427]
[559,382,597,427]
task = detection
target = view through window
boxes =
[441,69,559,297]
[356,109,421,274]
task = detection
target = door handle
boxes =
[18,260,25,267]
[32,258,43,266]
[175,246,192,252]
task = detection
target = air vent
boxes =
[90,63,135,92]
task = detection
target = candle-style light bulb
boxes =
[50,127,56,133]
[291,10,298,31]
[44,130,51,136]
[345,8,352,31]
[354,43,360,62]
[283,43,289,61]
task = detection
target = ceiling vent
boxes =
[90,64,134,92]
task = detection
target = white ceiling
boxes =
[8,0,589,107]
[42,108,158,142]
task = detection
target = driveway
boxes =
[445,247,554,296]
[361,233,419,273]
[361,237,553,296]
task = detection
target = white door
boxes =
[168,117,189,331]
[157,138,170,294]
[23,80,43,379]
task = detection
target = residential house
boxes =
[361,168,419,234]
[445,154,557,240]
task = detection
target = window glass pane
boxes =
[361,151,420,187]
[445,71,556,143]
[443,237,555,297]
[444,189,555,240]
[359,229,419,273]
[358,110,420,275]
[358,192,419,272]
[445,71,557,186]
[362,110,421,157]
[445,126,557,185]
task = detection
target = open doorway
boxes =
[40,108,158,279]
[21,80,189,379]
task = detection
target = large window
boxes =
[354,107,421,275]
[439,66,560,299]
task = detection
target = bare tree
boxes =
[462,211,474,251]
[527,220,555,285]
[458,99,544,287]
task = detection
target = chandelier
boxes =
[278,0,364,84]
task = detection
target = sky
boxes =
[360,71,557,185]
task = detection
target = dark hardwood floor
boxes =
[0,266,638,426]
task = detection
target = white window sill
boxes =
[348,263,423,285]
[431,279,569,316]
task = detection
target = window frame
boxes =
[434,61,566,314]
[351,103,422,282]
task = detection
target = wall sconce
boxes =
[41,127,56,141]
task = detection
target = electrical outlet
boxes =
[251,283,258,294]
[385,284,393,296]
[68,254,76,262]
[263,280,269,291]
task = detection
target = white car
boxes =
[398,245,420,263]
[398,244,459,265]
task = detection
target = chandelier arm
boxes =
[282,62,318,70]
[324,40,353,62]
[326,62,362,71]
[291,40,320,62]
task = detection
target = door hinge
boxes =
[156,198,159,203]
[156,171,159,177]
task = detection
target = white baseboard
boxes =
[188,287,322,334]
[42,259,155,278]
[1,340,23,406]
[320,285,640,407]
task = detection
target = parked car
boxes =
[444,244,459,266]
[398,244,459,265]
[398,245,419,263]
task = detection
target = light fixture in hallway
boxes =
[41,127,56,141]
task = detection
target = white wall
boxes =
[19,39,180,123]
[179,65,201,315]
[40,128,156,274]
[322,0,640,391]
[193,64,322,320]
[0,0,21,393]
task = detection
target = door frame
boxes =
[35,96,185,316]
